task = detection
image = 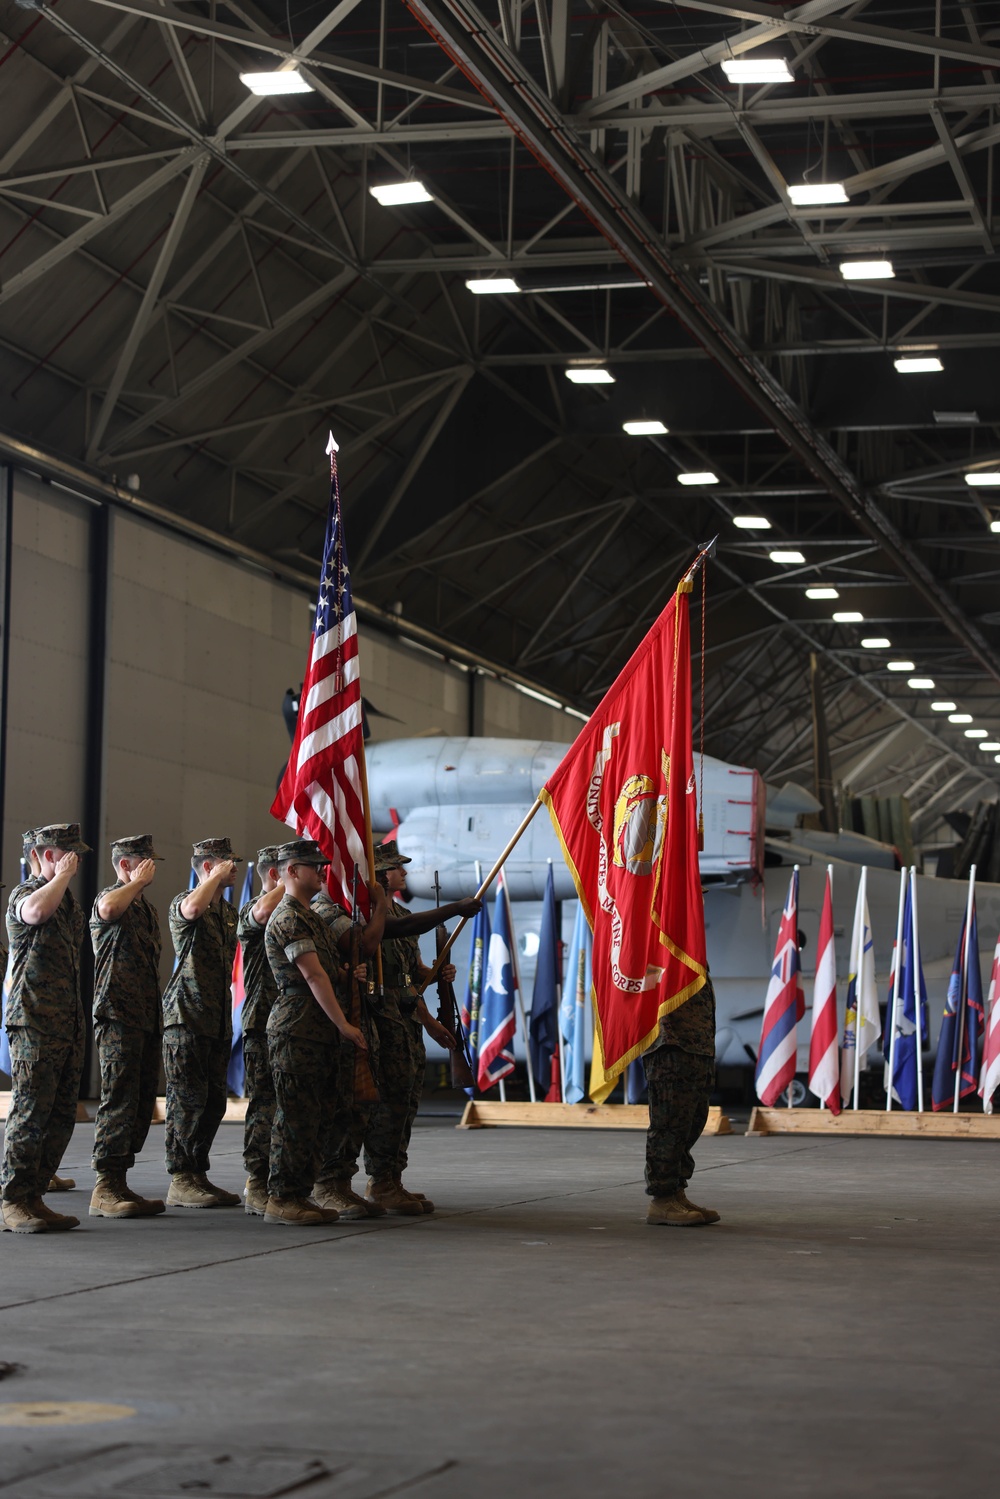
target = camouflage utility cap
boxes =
[192,837,243,863]
[274,839,330,868]
[111,833,163,861]
[21,829,37,855]
[374,838,410,872]
[255,845,283,869]
[32,823,91,853]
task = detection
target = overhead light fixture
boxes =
[565,367,615,384]
[894,356,943,374]
[678,472,719,486]
[949,713,973,723]
[833,611,864,623]
[769,550,805,564]
[965,472,1000,486]
[240,69,312,95]
[370,181,433,206]
[861,637,891,649]
[840,258,895,280]
[721,57,793,84]
[733,515,771,529]
[787,183,848,206]
[806,586,838,599]
[907,678,935,690]
[990,521,1000,534]
[887,660,915,671]
[465,276,520,295]
[623,419,668,436]
[980,742,1000,751]
[931,701,957,712]
[966,728,988,738]
[934,411,978,424]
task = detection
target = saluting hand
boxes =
[214,860,237,887]
[55,852,79,880]
[130,859,156,888]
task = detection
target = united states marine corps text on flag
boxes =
[271,435,369,915]
[540,569,707,1098]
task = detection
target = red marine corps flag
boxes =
[540,564,708,1100]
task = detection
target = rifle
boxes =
[433,869,476,1091]
[349,865,379,1105]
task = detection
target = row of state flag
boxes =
[756,862,1000,1114]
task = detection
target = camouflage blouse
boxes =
[90,884,162,1032]
[264,895,341,1045]
[651,974,717,1059]
[161,890,238,1038]
[380,899,422,998]
[311,888,352,951]
[237,900,277,1034]
[5,878,85,1039]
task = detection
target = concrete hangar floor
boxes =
[0,1116,995,1499]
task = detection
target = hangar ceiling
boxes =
[2,0,1000,841]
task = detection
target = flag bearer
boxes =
[644,974,721,1227]
[89,834,166,1219]
[161,838,241,1210]
[263,839,369,1227]
[1,823,90,1234]
[238,847,284,1217]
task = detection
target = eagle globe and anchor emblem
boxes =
[611,750,671,878]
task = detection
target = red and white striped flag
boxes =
[808,869,841,1113]
[979,932,1000,1113]
[755,867,805,1105]
[271,435,369,914]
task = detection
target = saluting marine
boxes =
[161,837,241,1211]
[1,824,89,1234]
[237,846,284,1217]
[89,834,166,1220]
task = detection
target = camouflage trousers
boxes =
[1,1025,85,1202]
[162,1026,229,1176]
[644,1046,716,1198]
[267,1034,338,1201]
[315,1016,380,1189]
[242,1029,276,1184]
[92,1020,161,1173]
[398,1017,425,1177]
[362,995,417,1183]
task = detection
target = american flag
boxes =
[271,434,369,913]
[755,866,805,1106]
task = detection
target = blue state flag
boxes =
[560,902,591,1105]
[626,1057,648,1105]
[529,864,560,1096]
[461,899,491,1094]
[932,901,985,1111]
[883,883,929,1110]
[477,881,516,1090]
[227,863,255,1096]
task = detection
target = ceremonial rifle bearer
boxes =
[238,846,284,1217]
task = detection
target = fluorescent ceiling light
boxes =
[240,69,312,95]
[949,713,973,723]
[840,259,894,280]
[787,183,848,206]
[370,181,433,206]
[733,515,771,529]
[965,472,1000,486]
[678,472,719,486]
[465,276,520,295]
[894,356,943,373]
[623,419,668,436]
[934,411,978,424]
[721,58,793,83]
[565,367,615,384]
[886,660,915,671]
[861,637,890,649]
[966,728,988,738]
[806,586,838,599]
[769,550,805,563]
[990,522,1000,534]
[833,611,864,623]
[907,678,935,690]
[931,701,957,712]
[980,742,1000,751]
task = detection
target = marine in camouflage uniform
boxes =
[263,839,368,1227]
[0,823,90,1234]
[161,837,241,1209]
[644,974,720,1226]
[88,833,166,1219]
[237,846,284,1216]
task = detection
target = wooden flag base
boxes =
[458,1100,732,1134]
[747,1106,1000,1139]
[0,1094,250,1124]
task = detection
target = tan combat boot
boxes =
[264,1196,337,1226]
[366,1177,424,1216]
[678,1190,721,1224]
[646,1193,708,1227]
[28,1197,79,1231]
[244,1177,268,1217]
[48,1173,76,1192]
[89,1172,142,1219]
[1,1199,48,1233]
[395,1176,434,1213]
[194,1173,240,1207]
[166,1172,224,1209]
[312,1182,368,1220]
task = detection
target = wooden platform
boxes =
[0,1094,249,1123]
[747,1106,1000,1139]
[458,1100,732,1134]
